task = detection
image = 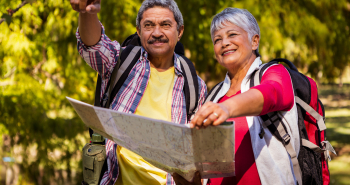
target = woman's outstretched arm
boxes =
[190,64,293,129]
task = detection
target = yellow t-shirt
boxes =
[115,66,175,185]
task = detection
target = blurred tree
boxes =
[0,0,349,184]
[177,0,350,85]
[0,0,95,184]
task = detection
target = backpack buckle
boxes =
[282,133,291,144]
[321,141,337,155]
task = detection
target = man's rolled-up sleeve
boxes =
[76,23,121,80]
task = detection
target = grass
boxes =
[319,84,350,185]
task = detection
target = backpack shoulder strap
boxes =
[107,45,142,108]
[249,62,275,87]
[94,45,141,109]
[103,47,124,108]
[204,81,224,104]
[94,46,123,107]
[178,55,199,117]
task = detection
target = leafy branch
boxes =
[0,1,29,25]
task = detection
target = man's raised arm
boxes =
[70,0,102,46]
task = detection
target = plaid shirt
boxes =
[76,25,207,185]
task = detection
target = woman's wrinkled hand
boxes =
[172,171,202,185]
[190,101,230,129]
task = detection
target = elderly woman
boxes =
[174,8,300,185]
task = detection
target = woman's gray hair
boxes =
[136,0,184,31]
[210,8,260,56]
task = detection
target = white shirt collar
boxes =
[212,57,262,103]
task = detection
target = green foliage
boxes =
[0,0,94,184]
[0,0,349,184]
[177,0,350,84]
[1,14,11,25]
[100,0,143,41]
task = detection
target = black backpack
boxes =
[205,59,336,185]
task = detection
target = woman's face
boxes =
[213,22,258,70]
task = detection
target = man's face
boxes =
[137,7,184,60]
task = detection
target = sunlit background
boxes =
[1,0,349,184]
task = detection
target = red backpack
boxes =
[249,59,336,185]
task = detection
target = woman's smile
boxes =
[222,49,237,56]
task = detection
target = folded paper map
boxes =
[67,97,235,181]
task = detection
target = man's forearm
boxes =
[79,13,101,46]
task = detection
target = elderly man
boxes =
[69,0,207,184]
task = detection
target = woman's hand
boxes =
[190,101,230,129]
[172,172,202,185]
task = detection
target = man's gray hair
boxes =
[136,0,184,31]
[210,8,260,56]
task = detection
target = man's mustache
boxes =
[147,37,169,44]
